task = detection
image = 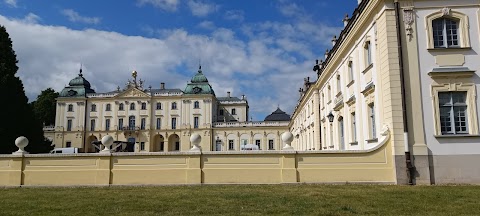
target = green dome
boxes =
[184,66,215,95]
[68,73,91,88]
[191,67,208,83]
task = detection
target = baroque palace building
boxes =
[47,67,289,153]
[290,0,480,184]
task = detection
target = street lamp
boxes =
[327,112,334,123]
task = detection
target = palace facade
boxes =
[290,0,480,184]
[48,67,289,153]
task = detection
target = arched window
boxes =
[141,102,147,110]
[68,104,73,112]
[91,104,97,112]
[171,102,177,110]
[433,18,459,48]
[130,103,135,110]
[105,104,111,111]
[194,101,200,109]
[119,103,124,111]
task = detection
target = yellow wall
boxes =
[0,138,396,186]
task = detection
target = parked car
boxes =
[49,147,79,154]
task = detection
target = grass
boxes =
[0,184,479,216]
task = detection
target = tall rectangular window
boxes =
[439,92,468,135]
[369,103,376,139]
[156,102,162,110]
[140,142,145,151]
[365,41,372,65]
[228,140,234,150]
[156,118,161,129]
[268,140,274,150]
[433,18,459,48]
[219,109,224,116]
[105,119,110,131]
[194,117,199,129]
[232,108,236,115]
[118,118,123,130]
[339,117,345,150]
[172,117,177,129]
[140,118,146,130]
[351,112,357,142]
[66,141,71,148]
[67,119,72,131]
[90,119,95,131]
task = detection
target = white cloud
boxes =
[137,0,179,12]
[20,13,41,24]
[187,0,219,17]
[4,0,17,7]
[224,10,244,22]
[277,2,303,17]
[61,9,101,25]
[197,21,215,30]
[0,13,337,119]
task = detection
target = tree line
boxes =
[0,25,57,154]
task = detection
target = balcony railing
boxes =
[118,126,141,131]
[213,121,289,128]
[43,125,55,131]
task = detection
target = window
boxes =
[68,104,73,112]
[228,140,234,150]
[339,117,345,150]
[90,119,95,131]
[156,118,161,130]
[348,61,354,82]
[268,140,274,150]
[194,116,199,129]
[118,118,124,130]
[156,102,162,110]
[172,102,177,110]
[255,140,260,149]
[105,104,111,111]
[105,119,110,131]
[351,112,357,142]
[128,116,135,130]
[119,103,124,111]
[140,142,145,151]
[364,41,372,65]
[426,10,469,49]
[130,103,135,110]
[439,92,468,135]
[219,109,224,116]
[141,102,147,110]
[66,141,71,148]
[67,119,72,131]
[433,18,459,48]
[368,103,376,139]
[140,118,146,130]
[232,108,236,115]
[337,75,341,93]
[172,117,177,129]
[194,101,200,109]
[91,104,97,112]
[175,142,180,151]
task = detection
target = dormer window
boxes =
[433,18,459,48]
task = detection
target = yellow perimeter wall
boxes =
[0,139,395,186]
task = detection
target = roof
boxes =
[59,70,95,98]
[184,66,215,95]
[217,97,243,101]
[264,108,291,121]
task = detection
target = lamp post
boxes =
[327,112,334,149]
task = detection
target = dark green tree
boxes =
[32,88,59,126]
[0,25,52,154]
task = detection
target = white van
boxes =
[49,148,79,154]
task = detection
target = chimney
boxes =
[227,91,231,98]
[241,94,245,100]
[160,82,165,89]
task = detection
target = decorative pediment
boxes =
[115,87,150,98]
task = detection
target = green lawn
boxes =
[0,185,479,216]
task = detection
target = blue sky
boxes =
[0,0,358,120]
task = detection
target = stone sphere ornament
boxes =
[101,135,114,152]
[13,136,29,154]
[190,133,202,152]
[281,132,294,150]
